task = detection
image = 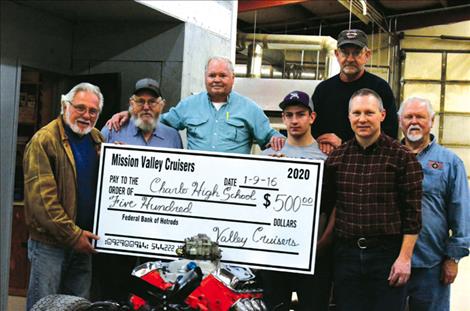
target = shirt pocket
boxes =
[223,119,250,143]
[186,117,209,139]
[422,166,445,194]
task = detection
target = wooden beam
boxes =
[238,0,308,13]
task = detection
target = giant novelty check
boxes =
[93,143,324,274]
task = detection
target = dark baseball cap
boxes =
[134,78,161,98]
[337,29,368,48]
[279,91,313,111]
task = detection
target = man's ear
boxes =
[62,101,68,115]
[380,109,386,122]
[310,111,317,124]
[364,48,372,61]
[334,49,340,59]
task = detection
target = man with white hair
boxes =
[98,78,181,302]
[399,97,470,311]
[23,82,104,309]
[101,78,182,148]
[107,56,284,153]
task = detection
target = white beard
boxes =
[65,108,94,135]
[132,115,157,133]
[406,125,423,142]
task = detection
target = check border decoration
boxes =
[93,144,324,274]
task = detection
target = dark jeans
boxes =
[406,265,450,311]
[261,248,333,311]
[334,238,407,311]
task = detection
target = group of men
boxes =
[23,28,469,311]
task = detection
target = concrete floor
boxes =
[7,258,470,310]
[7,296,25,311]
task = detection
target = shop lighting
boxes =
[267,43,321,50]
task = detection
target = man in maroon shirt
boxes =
[323,88,422,311]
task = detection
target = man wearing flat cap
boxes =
[311,29,398,154]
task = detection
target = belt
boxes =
[337,236,402,249]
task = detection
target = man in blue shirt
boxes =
[399,96,470,311]
[102,78,182,149]
[107,57,283,154]
[97,79,182,302]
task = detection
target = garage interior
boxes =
[2,0,470,310]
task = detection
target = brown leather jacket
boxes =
[23,116,103,247]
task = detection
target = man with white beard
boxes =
[101,78,182,148]
[98,78,181,302]
[399,97,470,311]
[23,83,104,309]
[106,58,283,154]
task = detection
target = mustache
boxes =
[408,125,422,132]
[139,112,154,116]
[76,118,91,125]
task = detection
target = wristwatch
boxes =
[446,256,460,264]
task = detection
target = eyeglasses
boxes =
[67,101,100,117]
[338,48,365,58]
[132,97,161,108]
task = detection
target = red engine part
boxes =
[185,274,263,311]
[129,269,174,310]
[129,270,262,311]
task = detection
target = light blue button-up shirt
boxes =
[411,135,470,268]
[101,120,182,149]
[160,91,281,154]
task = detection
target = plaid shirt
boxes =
[323,134,422,239]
